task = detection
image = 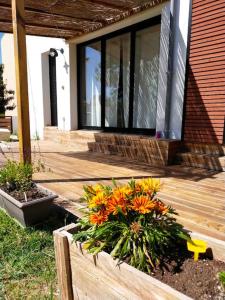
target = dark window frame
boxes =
[49,54,58,126]
[77,15,161,135]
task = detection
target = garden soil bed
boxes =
[54,224,225,300]
[0,185,46,202]
[153,258,225,299]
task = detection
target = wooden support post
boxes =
[12,0,31,164]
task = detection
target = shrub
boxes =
[0,160,33,192]
[0,64,15,114]
[73,178,190,273]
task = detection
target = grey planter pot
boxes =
[0,186,58,227]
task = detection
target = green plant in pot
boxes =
[0,160,57,226]
[0,160,33,192]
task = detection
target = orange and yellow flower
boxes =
[107,192,127,215]
[86,184,105,195]
[86,178,164,222]
[113,186,132,197]
[139,178,161,196]
[89,209,109,225]
[134,182,142,194]
[131,196,155,214]
[93,184,104,193]
[88,192,108,209]
[115,183,143,197]
[154,201,168,215]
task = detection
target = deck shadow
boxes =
[58,150,220,182]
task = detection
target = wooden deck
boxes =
[1,140,225,241]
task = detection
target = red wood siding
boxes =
[184,0,225,144]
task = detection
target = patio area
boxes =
[0,139,225,242]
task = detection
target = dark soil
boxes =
[1,185,47,203]
[153,257,225,299]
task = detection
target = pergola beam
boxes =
[12,0,31,164]
[88,0,129,11]
[0,19,83,35]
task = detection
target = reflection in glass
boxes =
[80,42,101,127]
[105,34,130,128]
[133,25,160,129]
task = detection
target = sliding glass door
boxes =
[79,41,101,127]
[78,16,161,134]
[105,34,130,128]
[133,24,160,129]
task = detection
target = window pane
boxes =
[133,24,160,129]
[105,34,130,128]
[80,42,101,127]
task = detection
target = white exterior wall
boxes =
[1,34,71,139]
[156,0,191,139]
[169,0,192,139]
[156,4,171,137]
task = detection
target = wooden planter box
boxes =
[0,186,58,227]
[54,224,225,300]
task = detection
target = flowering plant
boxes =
[73,178,189,272]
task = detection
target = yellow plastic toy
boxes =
[187,239,207,261]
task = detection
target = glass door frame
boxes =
[77,15,161,135]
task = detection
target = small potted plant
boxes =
[0,160,58,226]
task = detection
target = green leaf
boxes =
[112,178,117,187]
[178,231,192,243]
[110,236,125,257]
[143,242,154,268]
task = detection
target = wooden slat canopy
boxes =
[0,0,166,39]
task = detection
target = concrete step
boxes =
[43,128,96,149]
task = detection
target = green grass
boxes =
[0,209,74,299]
[219,271,225,288]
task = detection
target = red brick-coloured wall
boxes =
[183,0,225,144]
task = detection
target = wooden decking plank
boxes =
[161,194,225,222]
[1,140,225,241]
[160,186,225,207]
[176,216,225,241]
